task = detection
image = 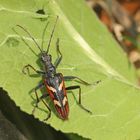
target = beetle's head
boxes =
[41,51,52,63]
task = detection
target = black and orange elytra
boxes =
[13,16,100,120]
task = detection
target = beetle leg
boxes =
[64,76,101,86]
[22,64,45,75]
[32,83,51,121]
[66,85,92,114]
[32,83,45,113]
[34,94,51,121]
[33,94,51,121]
[41,99,51,121]
[54,38,62,68]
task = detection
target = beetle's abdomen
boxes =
[44,73,69,120]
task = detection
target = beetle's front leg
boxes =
[22,64,45,75]
[66,85,92,114]
[54,38,62,68]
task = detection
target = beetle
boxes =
[13,16,100,120]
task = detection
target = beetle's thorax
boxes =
[41,52,56,77]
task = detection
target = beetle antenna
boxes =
[12,27,38,56]
[46,16,59,53]
[41,22,49,50]
[16,25,43,53]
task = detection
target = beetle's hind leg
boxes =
[41,99,51,121]
[31,83,51,121]
[66,85,92,114]
[32,94,51,121]
[32,83,45,114]
[64,76,101,114]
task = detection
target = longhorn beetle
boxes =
[13,16,100,120]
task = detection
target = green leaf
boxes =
[0,0,140,140]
